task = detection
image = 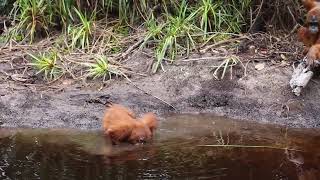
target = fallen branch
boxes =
[289,59,314,96]
[116,38,145,61]
[200,36,249,53]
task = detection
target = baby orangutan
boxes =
[102,104,158,145]
[302,0,320,11]
[306,44,320,67]
[297,6,320,54]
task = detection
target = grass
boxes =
[4,0,299,82]
[9,0,54,42]
[151,0,200,73]
[86,56,127,81]
[29,51,62,80]
[212,55,245,80]
[67,7,95,50]
[194,0,244,38]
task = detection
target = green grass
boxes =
[86,56,126,81]
[55,0,74,30]
[9,0,54,42]
[67,7,95,50]
[152,0,199,73]
[4,0,257,81]
[137,0,250,73]
[7,0,250,43]
[194,0,239,38]
[29,51,62,80]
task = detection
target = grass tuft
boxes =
[212,55,244,80]
[29,51,62,80]
[86,55,126,81]
[2,0,301,83]
[67,7,95,50]
[9,0,54,42]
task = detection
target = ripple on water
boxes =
[0,114,320,180]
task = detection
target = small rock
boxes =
[280,54,287,61]
[255,63,265,71]
[62,79,74,86]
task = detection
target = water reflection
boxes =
[1,114,320,180]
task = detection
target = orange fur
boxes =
[306,6,320,24]
[298,26,320,54]
[298,7,320,53]
[102,104,157,145]
[299,1,320,67]
[106,103,136,118]
[306,44,320,67]
[140,112,158,134]
[302,0,320,11]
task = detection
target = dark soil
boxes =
[1,45,320,129]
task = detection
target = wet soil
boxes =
[1,49,320,129]
[1,114,320,180]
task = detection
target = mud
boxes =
[1,51,320,129]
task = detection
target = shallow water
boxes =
[1,114,320,180]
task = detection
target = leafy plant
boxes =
[67,7,95,49]
[193,0,248,38]
[29,51,62,80]
[140,14,165,49]
[4,0,258,79]
[55,0,74,31]
[86,56,126,81]
[151,0,200,73]
[10,0,54,42]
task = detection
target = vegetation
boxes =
[29,51,62,80]
[0,0,303,81]
[86,55,127,81]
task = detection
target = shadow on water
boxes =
[1,114,320,180]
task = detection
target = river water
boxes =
[0,114,320,180]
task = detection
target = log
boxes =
[289,59,314,96]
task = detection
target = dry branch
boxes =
[289,59,314,96]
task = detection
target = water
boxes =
[1,114,320,180]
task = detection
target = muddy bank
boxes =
[1,51,320,129]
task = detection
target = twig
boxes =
[200,36,249,53]
[117,38,145,61]
[285,23,300,38]
[248,0,265,33]
[177,56,227,62]
[125,80,176,110]
[197,144,303,152]
[0,70,10,77]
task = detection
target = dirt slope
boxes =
[1,50,320,129]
